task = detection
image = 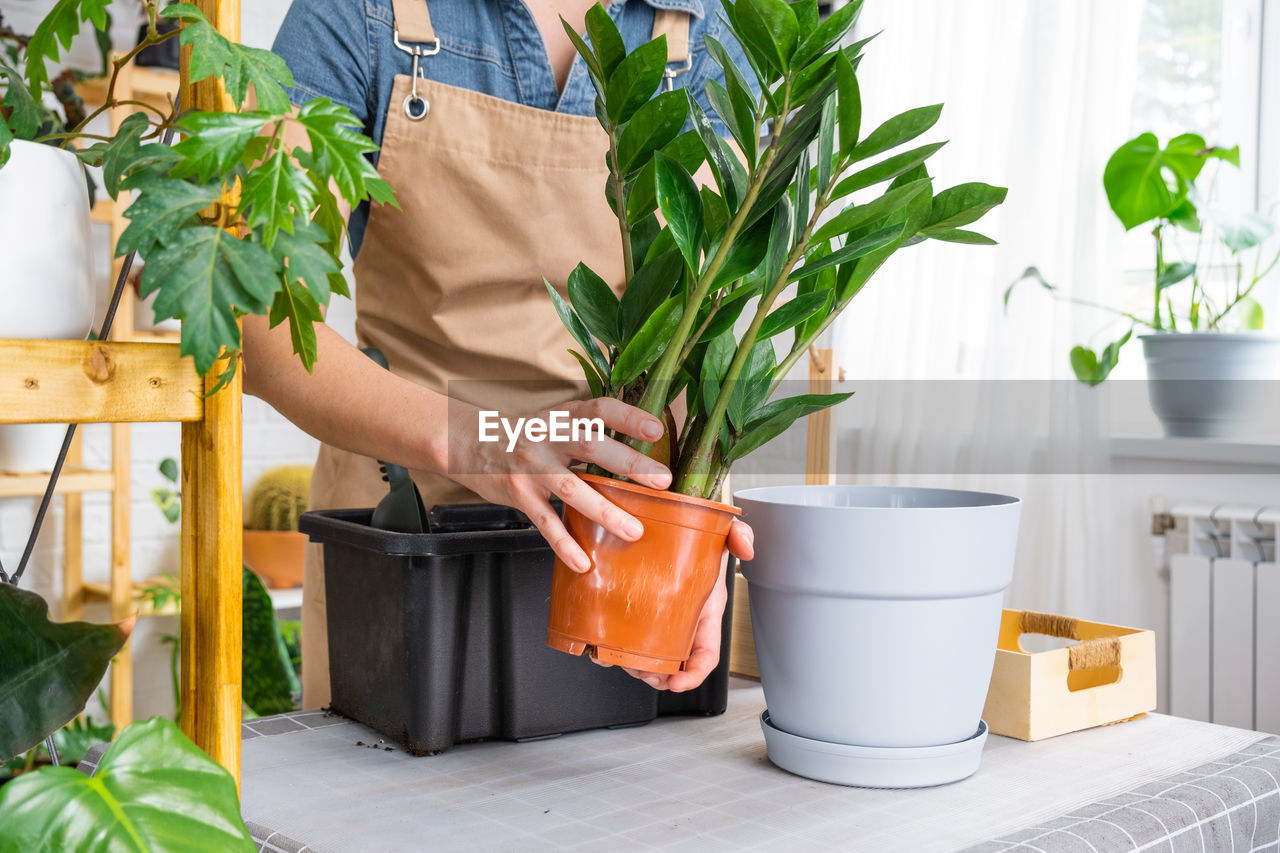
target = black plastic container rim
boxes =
[299,508,553,557]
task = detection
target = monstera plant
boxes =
[0,0,395,384]
[544,0,1007,675]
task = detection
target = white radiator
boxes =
[1166,502,1279,733]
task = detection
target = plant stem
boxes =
[64,29,179,142]
[608,125,634,283]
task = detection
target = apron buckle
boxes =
[394,28,440,121]
[662,58,692,92]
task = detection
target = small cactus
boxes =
[246,465,312,531]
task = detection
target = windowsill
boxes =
[1110,435,1280,467]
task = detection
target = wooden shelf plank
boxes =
[76,66,178,109]
[0,467,114,498]
[0,340,203,424]
[90,199,113,224]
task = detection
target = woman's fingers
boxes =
[726,519,754,561]
[521,494,591,573]
[574,397,665,444]
[542,470,645,549]
[572,435,671,490]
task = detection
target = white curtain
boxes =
[831,0,1145,616]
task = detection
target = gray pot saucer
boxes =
[760,711,988,788]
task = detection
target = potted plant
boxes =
[0,0,395,388]
[1007,132,1280,437]
[543,0,1007,675]
[0,583,255,850]
[243,465,312,590]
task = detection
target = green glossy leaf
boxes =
[736,0,799,76]
[1103,132,1215,230]
[567,262,620,347]
[817,92,837,192]
[714,214,773,288]
[142,226,282,374]
[606,36,668,124]
[0,717,254,852]
[0,584,129,760]
[790,0,820,35]
[793,147,811,245]
[241,150,315,246]
[700,329,737,418]
[117,179,222,258]
[655,152,704,271]
[792,0,862,68]
[561,18,605,95]
[763,198,793,291]
[705,79,755,167]
[686,90,739,207]
[292,98,395,208]
[1220,212,1274,253]
[570,350,606,397]
[812,178,931,243]
[835,52,860,159]
[616,90,688,174]
[23,0,110,90]
[1155,261,1195,291]
[758,290,832,339]
[727,390,854,461]
[928,228,996,245]
[93,113,181,199]
[0,120,12,169]
[621,248,683,340]
[920,182,1007,233]
[701,186,730,255]
[152,488,180,524]
[159,457,179,483]
[164,3,293,113]
[790,223,904,282]
[1070,329,1131,386]
[0,58,44,138]
[832,142,946,200]
[242,567,300,716]
[706,34,771,125]
[698,280,759,342]
[612,295,683,387]
[727,339,777,431]
[544,277,610,379]
[585,3,626,79]
[853,104,943,161]
[171,111,270,183]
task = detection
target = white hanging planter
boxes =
[0,140,96,473]
[735,485,1021,788]
[1140,332,1280,438]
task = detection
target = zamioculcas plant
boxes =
[0,0,395,385]
[544,0,1006,674]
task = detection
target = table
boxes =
[228,681,1277,852]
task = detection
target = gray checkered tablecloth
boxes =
[961,737,1280,853]
[79,685,1278,851]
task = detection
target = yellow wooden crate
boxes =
[983,609,1157,741]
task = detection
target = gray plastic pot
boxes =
[735,485,1021,753]
[1140,333,1280,438]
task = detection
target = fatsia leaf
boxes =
[117,179,222,258]
[605,36,668,125]
[23,0,110,90]
[853,103,943,161]
[832,142,947,200]
[267,276,322,371]
[93,113,181,198]
[241,150,316,246]
[616,89,688,174]
[172,111,271,183]
[655,152,704,272]
[142,226,282,374]
[292,98,395,207]
[585,3,626,79]
[272,221,339,306]
[567,262,620,347]
[544,277,610,379]
[0,717,254,852]
[0,584,130,759]
[758,290,831,339]
[612,295,683,387]
[163,3,293,113]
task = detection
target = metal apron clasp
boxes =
[394,28,441,120]
[662,57,692,92]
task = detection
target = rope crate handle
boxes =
[1018,610,1122,672]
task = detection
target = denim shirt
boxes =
[272,0,750,254]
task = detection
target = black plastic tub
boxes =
[298,505,734,755]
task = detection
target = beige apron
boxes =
[302,0,691,707]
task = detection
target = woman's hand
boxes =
[448,398,671,572]
[597,518,755,692]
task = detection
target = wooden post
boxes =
[61,432,84,622]
[178,0,243,787]
[108,419,132,731]
[805,346,838,485]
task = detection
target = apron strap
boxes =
[652,9,691,64]
[391,0,437,45]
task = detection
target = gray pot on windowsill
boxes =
[1140,332,1280,438]
[734,485,1021,789]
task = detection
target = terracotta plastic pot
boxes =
[243,529,306,589]
[546,473,740,674]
